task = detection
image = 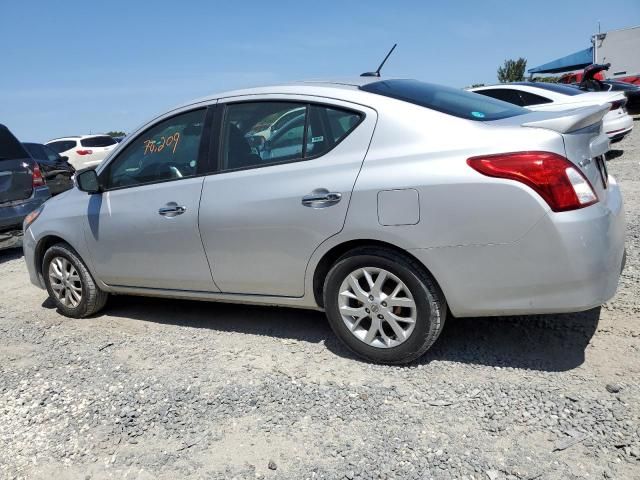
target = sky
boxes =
[1,0,639,142]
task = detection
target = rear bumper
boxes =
[605,115,633,141]
[411,176,626,317]
[0,186,50,250]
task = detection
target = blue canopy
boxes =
[528,48,594,74]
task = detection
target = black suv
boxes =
[0,124,51,250]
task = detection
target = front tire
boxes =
[42,243,108,318]
[323,248,446,364]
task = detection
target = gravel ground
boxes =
[1,123,639,480]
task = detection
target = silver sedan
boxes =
[22,78,626,364]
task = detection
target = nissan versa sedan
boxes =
[22,78,626,364]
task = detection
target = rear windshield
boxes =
[0,125,29,160]
[81,136,117,148]
[360,79,527,121]
[517,82,584,96]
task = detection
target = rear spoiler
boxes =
[521,104,609,134]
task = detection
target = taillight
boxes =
[467,151,598,212]
[32,163,46,187]
[609,99,627,111]
[76,149,93,155]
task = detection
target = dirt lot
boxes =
[1,124,639,480]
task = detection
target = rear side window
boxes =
[48,140,77,153]
[361,79,527,121]
[81,136,117,148]
[474,88,524,106]
[221,102,362,171]
[0,125,29,160]
[518,91,553,106]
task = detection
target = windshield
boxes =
[360,79,527,121]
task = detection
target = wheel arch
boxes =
[34,235,75,280]
[312,239,444,309]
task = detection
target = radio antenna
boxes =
[360,44,397,77]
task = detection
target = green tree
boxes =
[106,130,126,137]
[469,83,485,88]
[497,58,527,83]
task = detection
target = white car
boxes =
[46,135,118,170]
[469,82,633,142]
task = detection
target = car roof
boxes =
[47,134,110,142]
[177,77,387,108]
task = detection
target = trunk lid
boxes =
[0,125,34,204]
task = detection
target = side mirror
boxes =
[59,155,69,162]
[76,169,101,194]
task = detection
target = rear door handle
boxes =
[302,189,342,208]
[158,202,187,217]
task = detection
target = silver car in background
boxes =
[22,78,626,364]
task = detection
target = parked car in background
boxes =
[470,82,633,142]
[22,142,75,195]
[23,78,625,364]
[0,124,50,250]
[577,80,640,116]
[46,135,117,170]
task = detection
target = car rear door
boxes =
[0,125,33,204]
[198,97,377,297]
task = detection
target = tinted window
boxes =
[47,140,77,153]
[42,144,62,162]
[22,142,48,160]
[518,90,553,106]
[81,136,117,148]
[0,125,29,160]
[515,82,584,96]
[105,109,205,189]
[474,89,524,106]
[360,80,527,121]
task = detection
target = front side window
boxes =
[105,109,205,189]
[221,102,362,171]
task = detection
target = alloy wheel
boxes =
[338,267,417,348]
[48,256,83,308]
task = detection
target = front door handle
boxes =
[158,202,187,217]
[302,189,342,208]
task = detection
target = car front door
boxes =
[83,107,218,291]
[198,98,377,297]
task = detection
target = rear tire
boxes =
[42,243,108,318]
[323,247,446,364]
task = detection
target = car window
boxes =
[360,79,527,121]
[47,140,76,154]
[0,125,29,160]
[222,102,306,170]
[305,105,362,157]
[518,90,553,106]
[473,89,524,106]
[105,109,206,189]
[22,143,47,160]
[81,136,117,148]
[42,144,62,162]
